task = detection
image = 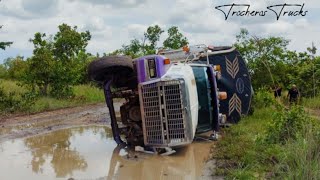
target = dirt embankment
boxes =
[0,103,120,143]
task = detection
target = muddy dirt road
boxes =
[0,103,220,180]
[0,103,116,143]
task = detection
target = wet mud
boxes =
[0,104,220,179]
[0,103,114,143]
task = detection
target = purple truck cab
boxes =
[134,55,170,83]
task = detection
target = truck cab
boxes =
[134,54,226,148]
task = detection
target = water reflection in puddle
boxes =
[0,126,212,180]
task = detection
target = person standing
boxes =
[287,84,300,104]
[273,85,282,98]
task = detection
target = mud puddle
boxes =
[0,126,215,180]
[0,103,113,142]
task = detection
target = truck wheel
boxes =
[88,56,137,88]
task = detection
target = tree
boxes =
[0,64,7,78]
[121,38,143,58]
[51,24,91,97]
[3,56,28,80]
[110,25,188,57]
[143,25,164,54]
[74,52,97,84]
[163,26,188,49]
[53,24,91,61]
[110,25,164,58]
[26,32,55,95]
[108,49,122,56]
[307,42,318,97]
[234,28,291,89]
[234,28,320,97]
[113,25,188,57]
[24,24,92,97]
[0,25,13,50]
[307,42,317,56]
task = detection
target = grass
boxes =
[0,79,105,115]
[29,85,105,113]
[0,79,27,94]
[214,108,275,179]
[73,84,105,103]
[277,127,320,179]
[253,89,320,110]
[213,107,320,179]
[304,96,320,110]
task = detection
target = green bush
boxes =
[265,105,310,144]
[252,88,275,109]
[0,86,37,114]
[0,80,105,115]
[0,64,8,79]
[214,105,320,179]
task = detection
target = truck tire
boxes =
[88,56,137,88]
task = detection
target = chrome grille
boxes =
[163,81,185,141]
[141,83,164,145]
[140,80,187,146]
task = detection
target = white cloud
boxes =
[263,20,293,36]
[21,0,58,15]
[0,0,59,19]
[72,0,147,8]
[0,0,319,63]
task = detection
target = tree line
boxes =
[108,25,188,58]
[0,24,319,99]
[234,28,319,97]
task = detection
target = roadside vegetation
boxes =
[214,90,320,179]
[304,96,320,110]
[211,30,320,179]
[0,79,104,115]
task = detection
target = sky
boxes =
[0,0,319,63]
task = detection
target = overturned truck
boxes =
[88,45,253,154]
